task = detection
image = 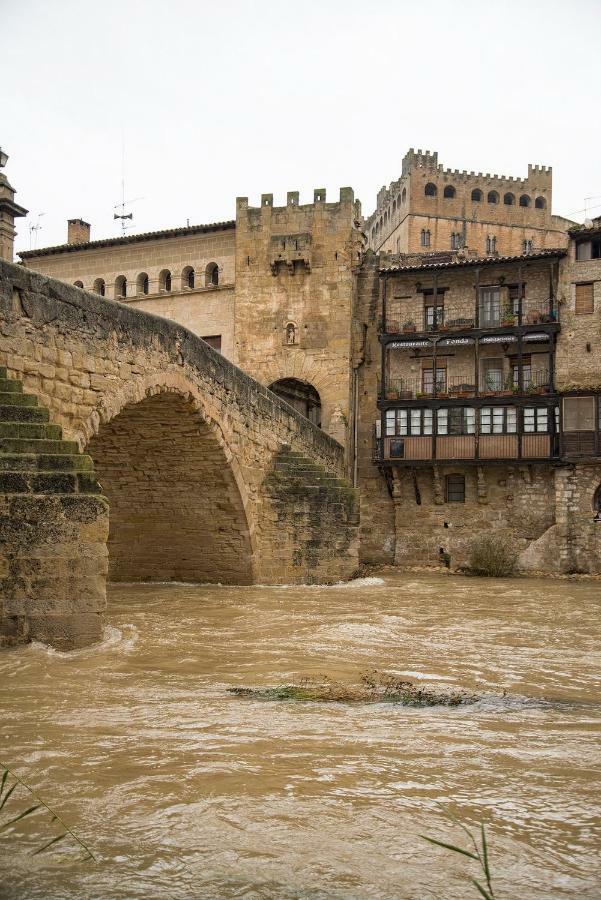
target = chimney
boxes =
[67,218,90,244]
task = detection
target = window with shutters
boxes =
[563,397,595,431]
[575,282,594,315]
[446,474,465,502]
[422,364,447,395]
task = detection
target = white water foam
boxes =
[27,623,139,658]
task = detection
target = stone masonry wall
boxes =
[0,259,359,621]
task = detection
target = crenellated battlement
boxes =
[236,186,356,213]
[402,148,439,175]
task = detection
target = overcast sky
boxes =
[3,0,600,253]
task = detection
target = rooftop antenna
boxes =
[113,132,144,234]
[29,212,45,250]
[584,195,601,223]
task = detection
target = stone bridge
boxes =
[0,260,359,649]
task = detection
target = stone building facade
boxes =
[365,149,573,258]
[8,149,601,574]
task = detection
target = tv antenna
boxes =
[113,133,144,234]
[29,212,45,250]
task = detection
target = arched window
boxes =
[158,269,171,292]
[392,199,397,213]
[443,185,456,199]
[425,183,437,197]
[384,211,389,224]
[504,193,515,205]
[268,378,321,428]
[93,278,106,296]
[471,188,483,202]
[205,262,219,287]
[115,275,127,298]
[535,196,546,209]
[401,188,407,203]
[182,266,195,289]
[487,191,499,204]
[285,322,296,345]
[519,194,531,208]
[371,228,376,241]
[486,236,497,255]
[136,272,149,295]
[421,229,431,248]
[73,280,84,289]
[379,217,383,230]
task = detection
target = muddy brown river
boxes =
[1,574,600,898]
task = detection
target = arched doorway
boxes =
[86,392,253,583]
[268,378,321,427]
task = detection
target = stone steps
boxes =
[0,372,102,496]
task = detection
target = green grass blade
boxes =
[472,878,494,899]
[0,782,17,811]
[0,804,41,831]
[480,824,492,890]
[0,770,7,799]
[420,835,479,860]
[32,832,68,855]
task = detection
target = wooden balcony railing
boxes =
[380,371,551,401]
[373,430,559,463]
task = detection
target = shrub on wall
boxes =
[468,536,516,577]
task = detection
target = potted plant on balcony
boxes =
[398,389,413,400]
[402,320,416,333]
[499,374,514,396]
[385,387,399,400]
[526,309,542,325]
[501,302,515,327]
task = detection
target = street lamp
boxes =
[0,149,8,168]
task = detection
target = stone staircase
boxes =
[0,369,107,649]
[0,368,102,496]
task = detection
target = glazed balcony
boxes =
[382,297,558,337]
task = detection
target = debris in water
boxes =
[227,670,477,706]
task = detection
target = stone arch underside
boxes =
[87,391,254,584]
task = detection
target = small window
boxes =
[393,199,397,213]
[421,229,431,247]
[182,266,195,289]
[535,196,546,209]
[159,269,172,292]
[425,183,437,197]
[480,406,517,434]
[451,232,463,250]
[136,272,149,295]
[401,187,407,203]
[285,322,296,345]
[471,188,483,202]
[486,236,497,255]
[386,408,432,436]
[519,194,531,208]
[576,241,601,261]
[524,407,549,433]
[504,193,515,205]
[575,282,594,315]
[115,275,127,298]
[437,407,476,436]
[446,474,465,503]
[443,185,456,199]
[487,191,499,204]
[205,262,219,287]
[93,278,106,296]
[201,335,222,352]
[73,280,84,289]
[523,239,533,254]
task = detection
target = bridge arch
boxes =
[83,375,257,584]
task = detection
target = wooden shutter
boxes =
[575,283,594,315]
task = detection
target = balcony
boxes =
[379,370,551,402]
[373,427,560,465]
[383,297,558,336]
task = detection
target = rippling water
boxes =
[1,574,600,898]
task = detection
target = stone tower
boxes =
[234,188,363,450]
[0,150,28,262]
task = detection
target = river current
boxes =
[1,574,600,899]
